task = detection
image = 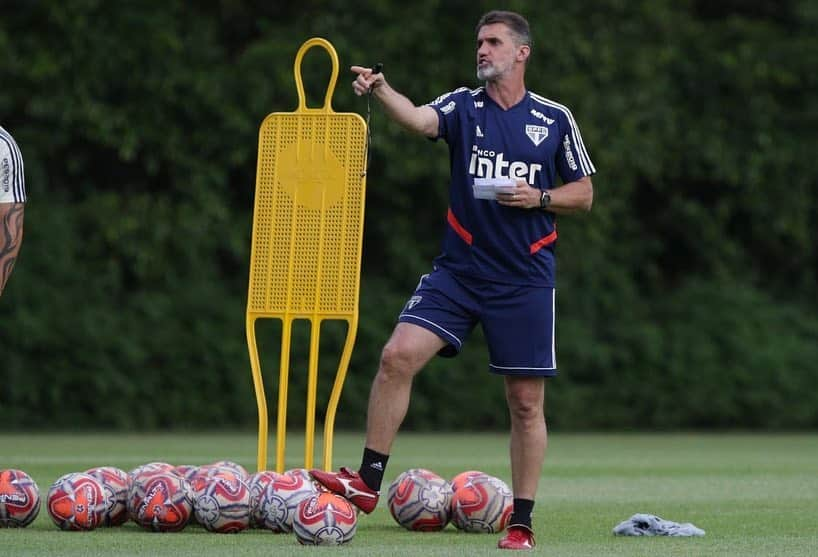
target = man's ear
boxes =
[518,44,531,63]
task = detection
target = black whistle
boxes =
[372,63,383,74]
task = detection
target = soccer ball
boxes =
[192,471,250,533]
[284,468,313,483]
[128,471,192,532]
[129,461,175,482]
[85,466,130,526]
[255,469,318,532]
[210,460,249,480]
[450,470,489,492]
[450,474,512,533]
[173,464,200,482]
[388,468,452,531]
[47,473,108,531]
[247,471,282,528]
[0,469,41,528]
[187,465,240,527]
[188,465,227,493]
[293,492,357,545]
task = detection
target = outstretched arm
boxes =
[0,203,25,297]
[351,65,439,138]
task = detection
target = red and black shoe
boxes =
[498,524,536,550]
[309,466,380,514]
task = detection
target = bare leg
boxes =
[364,322,446,453]
[0,203,25,297]
[505,375,547,500]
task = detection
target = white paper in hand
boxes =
[472,177,516,200]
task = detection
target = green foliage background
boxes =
[1,0,816,430]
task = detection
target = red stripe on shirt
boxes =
[530,229,557,254]
[447,208,472,245]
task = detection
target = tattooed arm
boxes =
[0,203,24,297]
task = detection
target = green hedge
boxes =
[1,1,816,430]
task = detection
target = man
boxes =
[311,10,595,550]
[0,125,26,297]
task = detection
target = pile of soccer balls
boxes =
[387,468,513,533]
[0,463,356,545]
[2,464,512,542]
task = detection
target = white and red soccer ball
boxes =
[210,460,249,480]
[254,468,318,533]
[128,471,193,532]
[388,468,452,531]
[128,461,175,483]
[284,468,314,484]
[192,469,250,533]
[247,471,282,528]
[293,491,357,545]
[450,470,489,493]
[85,466,130,526]
[450,472,513,533]
[188,465,227,494]
[173,464,200,482]
[47,472,108,531]
[0,469,41,528]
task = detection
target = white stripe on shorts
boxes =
[398,313,463,350]
[551,288,557,368]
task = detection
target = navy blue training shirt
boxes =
[427,87,595,287]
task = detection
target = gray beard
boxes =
[476,65,498,81]
[477,60,510,82]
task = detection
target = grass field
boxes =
[2,432,817,556]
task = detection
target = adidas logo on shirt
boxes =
[476,125,484,138]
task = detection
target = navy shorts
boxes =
[398,267,557,376]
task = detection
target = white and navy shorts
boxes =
[0,126,26,203]
[398,266,557,377]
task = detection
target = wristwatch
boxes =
[539,189,551,210]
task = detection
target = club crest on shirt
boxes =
[525,125,548,146]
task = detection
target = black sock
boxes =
[509,498,535,529]
[358,447,389,491]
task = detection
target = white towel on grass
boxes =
[612,513,705,537]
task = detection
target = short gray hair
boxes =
[475,10,532,48]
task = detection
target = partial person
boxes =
[0,125,26,297]
[312,10,595,550]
